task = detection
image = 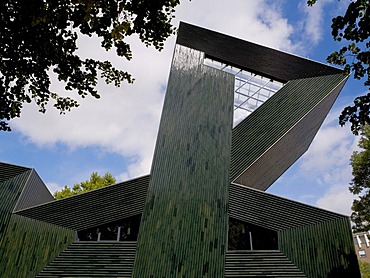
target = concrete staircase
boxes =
[38,243,306,277]
[225,250,306,277]
[37,241,136,277]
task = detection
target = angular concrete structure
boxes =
[0,23,361,277]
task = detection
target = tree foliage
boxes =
[350,124,370,232]
[359,260,370,278]
[0,0,180,131]
[308,0,370,135]
[54,172,116,199]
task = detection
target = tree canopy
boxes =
[54,171,116,199]
[0,0,180,131]
[349,124,370,232]
[308,0,370,135]
[359,260,370,278]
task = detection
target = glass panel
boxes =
[204,58,284,127]
[100,223,119,240]
[228,217,278,250]
[77,214,142,242]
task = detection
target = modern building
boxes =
[354,231,370,264]
[0,23,361,277]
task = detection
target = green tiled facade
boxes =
[0,23,361,277]
[0,163,74,277]
[279,218,357,278]
[132,45,235,277]
[230,74,348,189]
[0,165,31,241]
[16,175,150,231]
[0,215,74,277]
[229,183,360,277]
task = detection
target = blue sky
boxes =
[1,0,364,216]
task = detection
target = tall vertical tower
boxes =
[133,40,234,277]
[132,22,356,277]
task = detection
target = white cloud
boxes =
[13,35,169,172]
[45,182,62,195]
[270,100,360,215]
[294,104,360,215]
[299,124,356,176]
[316,184,355,216]
[298,0,334,46]
[299,99,359,174]
[175,0,298,53]
[117,155,153,182]
[6,0,360,216]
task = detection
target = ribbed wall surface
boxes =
[230,74,347,189]
[14,170,54,211]
[0,168,30,241]
[0,25,358,278]
[225,250,306,277]
[0,214,75,278]
[1,163,56,243]
[0,162,30,183]
[279,218,360,278]
[37,241,136,277]
[177,22,341,82]
[133,45,234,277]
[0,163,72,277]
[229,183,344,231]
[15,175,149,230]
[229,183,360,277]
[232,74,347,190]
[37,244,321,278]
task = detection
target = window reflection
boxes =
[228,217,278,250]
[77,214,141,242]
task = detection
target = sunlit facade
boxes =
[0,23,361,277]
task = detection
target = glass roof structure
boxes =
[204,58,284,126]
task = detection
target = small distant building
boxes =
[0,23,361,277]
[354,231,370,264]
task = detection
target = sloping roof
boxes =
[230,74,348,190]
[0,162,30,183]
[14,170,54,211]
[0,163,32,240]
[15,173,348,233]
[15,175,150,231]
[229,183,346,231]
[176,23,349,191]
[176,22,341,83]
[0,162,54,212]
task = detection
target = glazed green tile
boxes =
[132,45,234,277]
